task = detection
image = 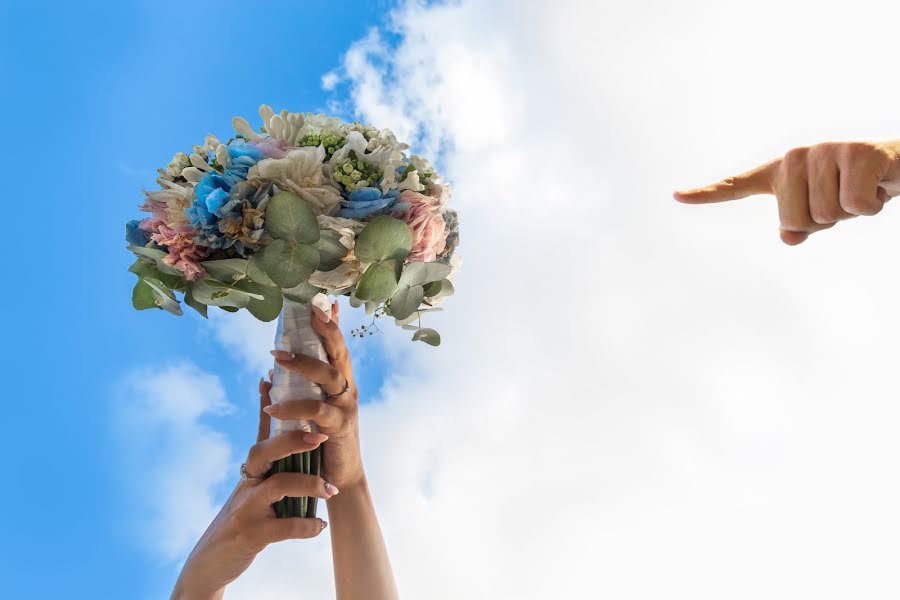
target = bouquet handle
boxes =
[269,297,331,518]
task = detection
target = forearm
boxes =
[170,579,224,600]
[327,475,398,600]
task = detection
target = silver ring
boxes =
[325,378,351,399]
[240,462,264,481]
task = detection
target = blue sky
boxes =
[0,1,401,597]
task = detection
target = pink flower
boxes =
[392,190,448,263]
[148,223,209,281]
[251,137,291,159]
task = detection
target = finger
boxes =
[258,377,273,443]
[257,472,339,505]
[245,430,329,479]
[774,148,821,239]
[808,156,852,225]
[310,305,353,384]
[779,223,835,245]
[263,400,344,429]
[333,300,340,324]
[673,159,778,204]
[260,518,327,543]
[839,158,886,216]
[271,350,348,396]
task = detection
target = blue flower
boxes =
[185,141,264,249]
[336,187,401,219]
[125,219,150,246]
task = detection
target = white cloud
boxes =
[153,1,900,597]
[117,362,234,563]
[207,308,278,376]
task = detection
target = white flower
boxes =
[144,180,194,227]
[232,104,306,145]
[308,261,362,291]
[162,152,190,180]
[326,131,405,193]
[248,146,343,215]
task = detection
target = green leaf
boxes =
[354,216,412,263]
[398,262,451,287]
[313,231,348,272]
[190,279,251,308]
[348,290,363,308]
[411,327,441,346]
[183,287,208,318]
[265,191,320,244]
[395,307,444,327]
[247,254,278,287]
[282,281,324,304]
[424,278,455,300]
[219,305,240,313]
[132,280,157,310]
[258,240,319,288]
[365,301,380,315]
[355,260,400,302]
[129,259,186,291]
[389,284,424,320]
[127,245,184,277]
[237,280,283,322]
[143,278,183,316]
[201,258,249,282]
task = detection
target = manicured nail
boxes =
[324,482,340,496]
[312,305,331,323]
[270,350,292,360]
[320,519,328,530]
[303,432,328,444]
[262,405,278,415]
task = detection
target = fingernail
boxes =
[303,432,328,444]
[270,350,292,360]
[324,482,340,496]
[320,520,328,530]
[262,405,278,415]
[312,305,331,323]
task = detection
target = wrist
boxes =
[327,471,369,505]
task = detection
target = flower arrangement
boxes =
[125,104,460,345]
[125,105,461,518]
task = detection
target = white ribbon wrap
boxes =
[269,295,332,437]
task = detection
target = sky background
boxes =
[6,0,900,599]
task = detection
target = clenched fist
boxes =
[674,140,900,245]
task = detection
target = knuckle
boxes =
[782,146,809,169]
[842,194,880,215]
[809,203,842,225]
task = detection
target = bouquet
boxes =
[125,105,460,517]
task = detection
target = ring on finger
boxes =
[240,462,265,481]
[325,378,350,399]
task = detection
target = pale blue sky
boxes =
[0,1,402,597]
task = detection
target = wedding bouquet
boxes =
[125,105,460,517]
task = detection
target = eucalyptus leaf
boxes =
[236,280,283,322]
[389,284,424,320]
[313,231,349,272]
[265,191,320,244]
[129,259,186,291]
[143,278,183,316]
[247,254,277,287]
[190,279,252,308]
[355,260,400,302]
[201,258,250,282]
[183,287,209,318]
[219,305,240,313]
[354,216,412,263]
[348,291,363,308]
[398,262,452,287]
[282,281,324,304]
[258,240,319,288]
[411,327,441,346]
[424,278,455,300]
[365,301,381,316]
[132,280,157,310]
[395,307,444,327]
[127,245,184,277]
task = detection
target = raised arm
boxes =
[674,140,900,244]
[268,302,399,600]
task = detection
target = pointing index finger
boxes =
[674,158,779,204]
